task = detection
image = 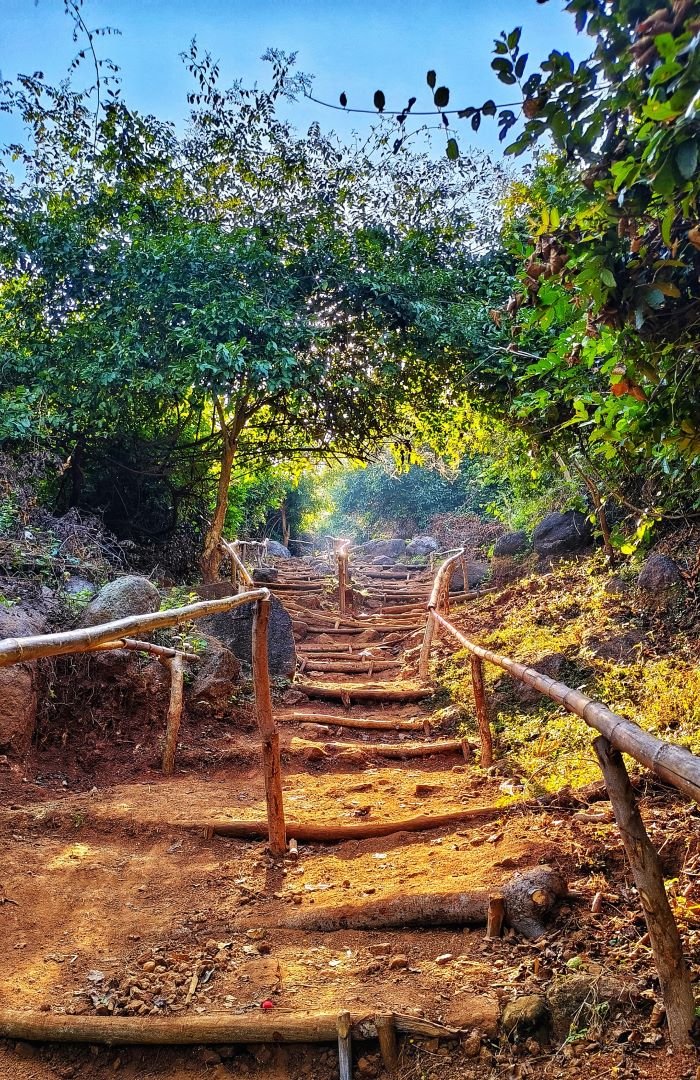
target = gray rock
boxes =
[582,630,644,662]
[638,554,683,593]
[450,560,490,591]
[189,636,241,717]
[200,594,296,678]
[405,535,439,557]
[547,974,633,1036]
[83,575,160,627]
[356,538,407,561]
[603,574,629,596]
[0,607,46,754]
[494,530,530,557]
[265,540,291,559]
[533,511,593,557]
[63,576,96,599]
[252,566,279,584]
[512,653,567,704]
[501,995,551,1042]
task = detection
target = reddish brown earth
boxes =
[0,557,698,1079]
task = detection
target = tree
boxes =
[1,33,507,576]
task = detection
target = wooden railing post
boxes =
[470,654,493,767]
[252,598,286,854]
[593,736,695,1047]
[338,548,347,616]
[161,653,184,776]
[418,609,436,684]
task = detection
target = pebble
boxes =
[435,953,453,965]
[142,960,156,973]
[387,954,408,970]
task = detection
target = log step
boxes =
[296,683,432,703]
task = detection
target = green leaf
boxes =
[676,141,698,180]
[446,138,459,161]
[600,268,616,288]
[426,70,436,89]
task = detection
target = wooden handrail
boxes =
[336,538,352,615]
[421,551,699,1046]
[0,584,286,851]
[220,538,256,589]
[0,589,270,667]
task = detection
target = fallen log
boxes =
[278,866,567,939]
[298,684,431,703]
[288,712,429,733]
[208,804,515,842]
[303,660,402,674]
[0,1009,466,1046]
[289,737,470,760]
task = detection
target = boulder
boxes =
[200,594,296,678]
[405,535,439,557]
[582,630,644,662]
[638,554,683,594]
[63,576,96,600]
[494,530,529,557]
[512,653,568,704]
[547,974,634,1037]
[265,540,291,559]
[501,995,552,1043]
[83,575,160,627]
[450,560,490,591]
[356,538,407,562]
[252,566,279,584]
[189,636,241,718]
[0,607,46,754]
[533,511,593,557]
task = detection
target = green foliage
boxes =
[303,451,500,541]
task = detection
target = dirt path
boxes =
[0,556,692,1078]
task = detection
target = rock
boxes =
[603,574,629,596]
[357,538,407,562]
[265,541,291,559]
[201,594,296,678]
[461,1032,482,1057]
[582,630,644,662]
[83,575,160,627]
[494,530,530,557]
[189,636,241,716]
[501,995,551,1043]
[0,607,46,754]
[200,1049,222,1065]
[405,536,439,557]
[252,566,279,583]
[451,560,490,591]
[533,511,593,558]
[547,974,632,1037]
[387,954,408,970]
[511,653,567,704]
[64,576,97,599]
[638,554,683,594]
[356,1055,379,1077]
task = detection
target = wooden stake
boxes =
[486,893,505,939]
[375,1013,399,1074]
[252,598,286,854]
[470,655,494,767]
[418,611,436,683]
[288,838,299,861]
[593,736,695,1047]
[161,654,185,776]
[337,1010,352,1080]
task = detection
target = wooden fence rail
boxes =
[419,549,699,1046]
[0,585,286,852]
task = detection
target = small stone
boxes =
[501,995,552,1043]
[200,1049,222,1065]
[387,954,408,970]
[14,1042,37,1059]
[461,1033,481,1057]
[356,1054,379,1077]
[435,953,453,966]
[142,960,156,973]
[367,943,391,956]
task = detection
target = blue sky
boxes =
[2,0,583,157]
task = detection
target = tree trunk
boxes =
[201,430,237,583]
